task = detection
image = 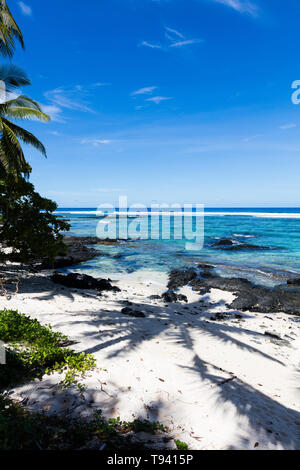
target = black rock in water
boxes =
[213,239,235,247]
[224,244,270,251]
[198,264,214,278]
[211,238,273,251]
[51,272,120,292]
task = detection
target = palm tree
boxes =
[0,0,24,57]
[0,2,50,177]
[0,64,50,177]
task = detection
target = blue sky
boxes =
[10,0,300,207]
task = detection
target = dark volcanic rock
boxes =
[198,264,214,278]
[149,295,161,300]
[63,236,101,245]
[37,237,100,269]
[224,244,270,251]
[211,238,272,251]
[36,236,128,269]
[51,272,120,292]
[168,269,197,290]
[162,291,188,303]
[121,307,145,318]
[168,268,300,316]
[213,239,235,247]
[287,278,300,287]
[190,277,253,295]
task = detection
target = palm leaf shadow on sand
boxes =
[78,297,300,449]
[8,273,300,449]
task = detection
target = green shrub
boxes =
[175,439,189,450]
[0,309,96,390]
[0,396,167,450]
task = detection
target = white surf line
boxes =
[55,211,300,219]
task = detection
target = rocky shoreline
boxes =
[29,235,124,270]
[45,236,300,316]
[167,265,300,316]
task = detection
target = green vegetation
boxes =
[175,439,189,450]
[0,0,24,58]
[0,64,50,177]
[0,309,96,390]
[0,2,70,264]
[107,416,166,434]
[0,397,166,450]
[0,310,170,450]
[0,176,70,263]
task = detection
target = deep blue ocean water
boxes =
[56,208,300,287]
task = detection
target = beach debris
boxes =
[218,376,237,386]
[0,274,20,299]
[264,331,282,340]
[264,331,291,347]
[128,432,177,450]
[51,272,120,293]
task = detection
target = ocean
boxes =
[55,208,300,287]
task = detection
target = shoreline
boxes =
[0,252,299,449]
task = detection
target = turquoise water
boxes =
[56,208,300,287]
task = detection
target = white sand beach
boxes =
[1,267,299,450]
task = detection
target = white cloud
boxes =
[146,96,172,104]
[45,87,95,113]
[140,41,162,49]
[279,123,296,130]
[48,130,63,136]
[81,139,113,147]
[243,134,262,142]
[93,82,111,87]
[42,104,64,123]
[131,86,158,96]
[165,26,185,40]
[170,39,204,48]
[211,0,258,16]
[142,26,203,52]
[18,1,32,16]
[42,86,98,123]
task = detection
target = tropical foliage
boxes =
[0,2,69,263]
[0,0,24,58]
[0,64,50,177]
[0,175,70,263]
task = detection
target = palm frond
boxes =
[2,118,47,156]
[0,120,28,175]
[3,95,43,111]
[0,64,30,95]
[3,106,50,122]
[0,0,24,57]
